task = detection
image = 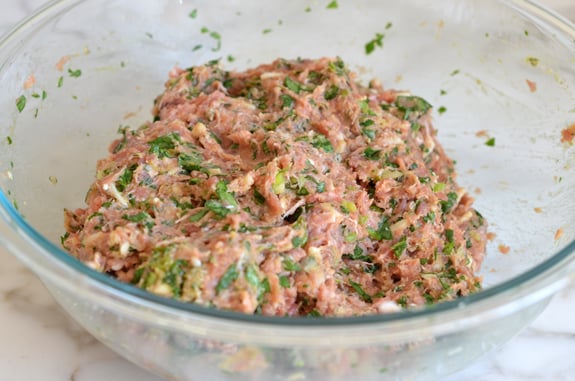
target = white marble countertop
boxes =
[1,1,575,380]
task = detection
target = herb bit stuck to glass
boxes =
[62,57,487,317]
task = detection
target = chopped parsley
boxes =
[365,32,385,55]
[423,211,436,224]
[284,77,310,94]
[215,180,238,210]
[311,134,334,152]
[440,192,458,214]
[326,0,338,9]
[283,258,302,272]
[15,95,26,113]
[216,263,239,294]
[205,199,232,217]
[395,95,432,119]
[68,68,82,78]
[392,236,407,258]
[201,26,222,52]
[189,9,198,18]
[485,137,496,147]
[149,134,177,158]
[364,147,381,160]
[349,280,372,303]
[368,216,393,241]
[279,275,291,288]
[189,209,209,222]
[324,84,340,100]
[343,245,372,262]
[280,94,295,108]
[116,164,137,192]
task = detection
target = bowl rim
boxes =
[1,0,575,329]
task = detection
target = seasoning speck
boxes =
[560,123,575,144]
[23,74,36,90]
[555,228,563,241]
[526,79,537,92]
[49,175,58,185]
[526,56,539,67]
[55,55,71,72]
[533,207,543,213]
[498,244,510,254]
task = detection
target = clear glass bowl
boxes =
[1,1,575,380]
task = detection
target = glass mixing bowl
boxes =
[1,0,575,380]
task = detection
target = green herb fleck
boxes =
[149,134,177,158]
[283,258,302,272]
[216,263,239,294]
[68,68,82,78]
[324,84,340,100]
[15,95,26,113]
[284,77,306,94]
[215,180,238,210]
[116,164,136,192]
[189,9,198,18]
[245,264,260,289]
[392,236,407,259]
[279,275,291,288]
[437,106,447,115]
[189,209,209,222]
[368,216,393,241]
[57,76,64,88]
[440,89,447,95]
[440,192,458,214]
[485,137,496,147]
[311,134,334,152]
[349,280,372,303]
[341,200,357,214]
[450,69,460,76]
[343,245,372,262]
[385,22,393,29]
[395,95,432,119]
[262,28,272,34]
[280,94,295,108]
[326,0,338,9]
[423,211,436,224]
[253,188,266,205]
[364,147,381,160]
[6,136,13,145]
[365,32,385,55]
[433,182,446,192]
[205,199,232,217]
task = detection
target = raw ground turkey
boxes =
[63,57,487,317]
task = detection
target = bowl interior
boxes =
[1,0,575,296]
